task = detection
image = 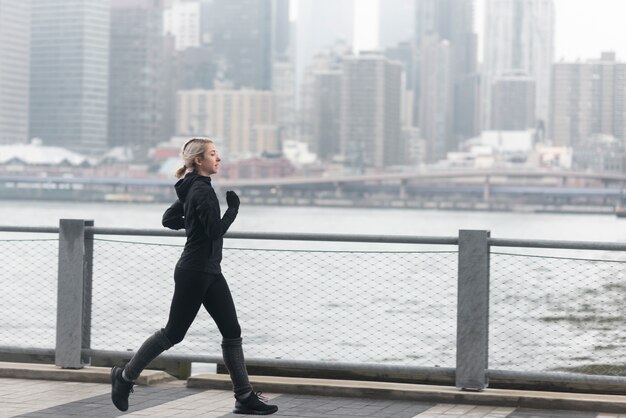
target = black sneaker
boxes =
[110,366,134,411]
[233,391,278,415]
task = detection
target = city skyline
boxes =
[291,0,626,61]
[0,0,624,175]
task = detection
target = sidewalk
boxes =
[1,362,625,418]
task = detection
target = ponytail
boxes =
[175,165,187,179]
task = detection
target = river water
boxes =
[0,199,624,241]
[0,200,624,375]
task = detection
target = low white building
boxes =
[440,130,573,170]
[0,139,93,166]
[282,140,317,166]
[463,130,535,154]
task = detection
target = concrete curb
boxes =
[0,362,176,386]
[188,374,626,413]
[2,362,625,413]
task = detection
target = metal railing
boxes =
[0,220,625,393]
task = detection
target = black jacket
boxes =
[162,172,237,273]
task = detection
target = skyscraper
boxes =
[483,0,555,129]
[300,40,351,154]
[29,0,109,154]
[419,37,454,163]
[340,53,404,169]
[205,0,274,90]
[272,0,291,59]
[163,0,201,50]
[109,0,169,151]
[416,0,479,160]
[551,52,626,147]
[0,0,30,144]
[491,73,536,131]
[296,0,354,92]
[312,70,342,161]
[273,57,297,143]
[385,41,418,134]
[175,46,217,90]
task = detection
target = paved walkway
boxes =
[0,362,624,418]
[1,377,626,418]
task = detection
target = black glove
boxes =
[226,190,240,209]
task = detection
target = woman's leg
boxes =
[202,274,241,338]
[112,268,213,411]
[203,274,278,414]
[202,274,251,397]
[124,268,214,380]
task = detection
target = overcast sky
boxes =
[295,0,626,62]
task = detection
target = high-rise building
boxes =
[205,0,273,90]
[551,52,626,147]
[0,0,30,145]
[378,0,415,50]
[416,0,479,160]
[109,0,169,151]
[273,57,297,143]
[385,41,418,128]
[201,0,289,58]
[163,0,201,50]
[272,0,291,59]
[296,0,354,92]
[177,89,279,158]
[483,0,555,129]
[340,53,404,169]
[385,41,416,91]
[299,39,352,147]
[419,37,454,163]
[175,45,217,90]
[491,72,536,131]
[29,0,109,154]
[312,70,342,161]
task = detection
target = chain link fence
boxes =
[2,228,625,382]
[0,237,58,348]
[491,250,626,376]
[90,238,458,368]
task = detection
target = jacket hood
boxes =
[175,171,211,201]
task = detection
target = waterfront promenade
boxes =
[2,221,626,417]
[1,363,625,418]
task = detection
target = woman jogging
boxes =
[110,137,278,415]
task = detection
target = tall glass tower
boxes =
[483,0,555,130]
[0,0,31,145]
[416,0,479,161]
[29,0,109,154]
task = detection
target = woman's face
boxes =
[195,143,221,176]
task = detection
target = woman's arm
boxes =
[162,200,185,230]
[196,191,238,240]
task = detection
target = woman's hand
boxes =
[226,190,240,210]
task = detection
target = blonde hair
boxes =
[175,137,214,178]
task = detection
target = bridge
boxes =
[1,170,625,212]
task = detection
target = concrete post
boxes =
[56,219,88,369]
[456,230,490,391]
[81,220,94,365]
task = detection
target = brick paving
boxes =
[2,377,626,418]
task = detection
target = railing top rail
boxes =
[489,237,626,252]
[0,226,59,234]
[86,227,459,245]
[1,224,624,251]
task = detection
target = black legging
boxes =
[163,267,241,344]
